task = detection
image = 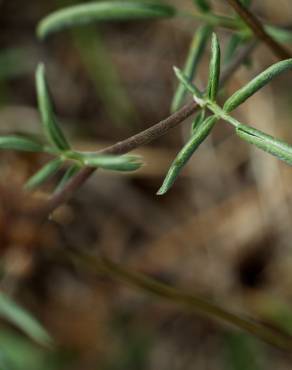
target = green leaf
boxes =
[36,63,70,150]
[266,25,292,43]
[207,33,221,101]
[224,333,262,370]
[171,25,211,112]
[0,135,44,152]
[224,59,292,113]
[157,115,217,195]
[236,124,292,165]
[55,164,80,192]
[81,154,143,171]
[192,0,211,13]
[25,158,63,190]
[191,110,206,134]
[0,292,52,346]
[240,0,252,7]
[173,66,202,98]
[37,1,176,39]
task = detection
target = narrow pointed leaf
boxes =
[25,158,63,190]
[240,0,252,7]
[207,33,221,101]
[36,64,70,150]
[192,0,210,12]
[173,66,202,98]
[224,59,292,113]
[171,25,211,112]
[191,110,206,134]
[0,292,52,346]
[37,1,176,39]
[82,154,143,172]
[236,124,292,165]
[265,25,292,43]
[55,164,80,192]
[0,135,44,152]
[157,115,217,195]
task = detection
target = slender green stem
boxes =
[68,249,292,351]
[193,96,241,128]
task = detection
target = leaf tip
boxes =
[156,186,167,196]
[36,23,45,40]
[173,65,181,77]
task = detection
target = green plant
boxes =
[2,0,292,355]
[158,36,292,194]
[0,292,51,346]
[0,63,143,192]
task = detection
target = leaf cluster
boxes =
[159,33,292,194]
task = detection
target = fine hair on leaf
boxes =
[171,25,211,112]
[191,110,206,134]
[36,63,70,151]
[157,115,217,195]
[81,154,143,172]
[224,59,292,113]
[173,66,202,98]
[207,33,221,101]
[236,124,292,165]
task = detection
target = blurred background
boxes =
[1,0,292,368]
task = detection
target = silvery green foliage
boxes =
[160,34,292,194]
[171,25,211,112]
[37,1,176,39]
[0,63,143,193]
[0,135,44,152]
[0,292,52,346]
[36,64,70,151]
[157,115,217,195]
[80,154,143,171]
[223,59,292,112]
[236,124,292,165]
[207,33,221,101]
[25,158,63,190]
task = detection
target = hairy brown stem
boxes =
[42,41,256,216]
[226,0,291,60]
[42,101,198,215]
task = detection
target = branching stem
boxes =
[41,41,256,216]
[226,0,291,60]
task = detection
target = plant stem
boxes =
[69,249,292,351]
[42,101,198,214]
[193,98,241,128]
[42,41,256,216]
[226,0,291,60]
